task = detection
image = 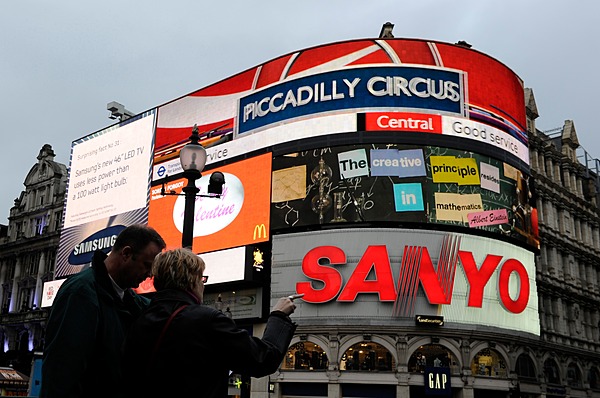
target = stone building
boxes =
[523,88,600,395]
[0,144,66,372]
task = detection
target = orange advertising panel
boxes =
[149,153,272,253]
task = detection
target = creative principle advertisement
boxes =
[55,112,156,278]
[270,144,539,250]
[271,229,540,336]
[149,153,272,253]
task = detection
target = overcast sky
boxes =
[1,0,598,224]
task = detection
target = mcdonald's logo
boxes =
[253,224,267,240]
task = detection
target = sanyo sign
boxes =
[275,229,540,335]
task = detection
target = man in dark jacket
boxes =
[122,248,298,398]
[41,224,165,398]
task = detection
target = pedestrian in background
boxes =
[122,248,298,398]
[41,224,166,398]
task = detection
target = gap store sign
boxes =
[237,66,465,135]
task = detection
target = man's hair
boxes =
[152,248,205,291]
[112,224,166,255]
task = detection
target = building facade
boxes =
[31,33,600,398]
[0,144,66,372]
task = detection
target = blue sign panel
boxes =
[370,148,426,177]
[237,66,464,134]
[393,183,425,212]
[68,225,126,265]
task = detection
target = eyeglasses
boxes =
[201,275,209,283]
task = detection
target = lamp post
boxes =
[179,125,207,249]
[165,125,225,249]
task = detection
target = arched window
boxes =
[544,358,561,384]
[588,367,600,390]
[409,344,459,374]
[515,354,537,381]
[567,363,582,388]
[341,342,394,371]
[282,341,328,370]
[470,348,507,377]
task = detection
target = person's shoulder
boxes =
[54,269,97,298]
[184,303,226,321]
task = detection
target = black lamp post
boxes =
[177,124,225,249]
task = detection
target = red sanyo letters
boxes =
[295,245,530,314]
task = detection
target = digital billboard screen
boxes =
[149,152,272,253]
[154,38,526,167]
[271,229,539,336]
[55,112,156,278]
[271,144,539,249]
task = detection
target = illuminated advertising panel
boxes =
[271,144,539,249]
[154,38,526,169]
[41,280,66,308]
[152,114,356,182]
[135,246,247,294]
[55,112,155,278]
[149,153,272,253]
[237,65,465,135]
[271,229,539,336]
[55,209,148,278]
[204,288,263,320]
[63,112,155,229]
[364,112,529,165]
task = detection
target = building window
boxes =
[46,249,57,276]
[515,354,537,381]
[25,253,40,276]
[588,367,600,390]
[53,211,63,232]
[470,348,508,377]
[1,285,11,314]
[34,215,48,235]
[544,358,561,384]
[567,363,583,388]
[18,288,33,312]
[341,341,394,372]
[39,188,46,206]
[282,341,328,370]
[409,344,458,374]
[6,260,16,280]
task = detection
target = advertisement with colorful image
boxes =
[149,153,272,253]
[270,144,539,249]
[426,147,539,249]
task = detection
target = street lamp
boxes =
[177,124,225,249]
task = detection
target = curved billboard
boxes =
[154,38,527,171]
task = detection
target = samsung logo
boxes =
[68,225,126,265]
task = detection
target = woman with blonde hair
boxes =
[122,248,298,398]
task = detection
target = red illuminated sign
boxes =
[365,112,443,133]
[296,243,530,314]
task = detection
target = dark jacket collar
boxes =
[92,250,129,302]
